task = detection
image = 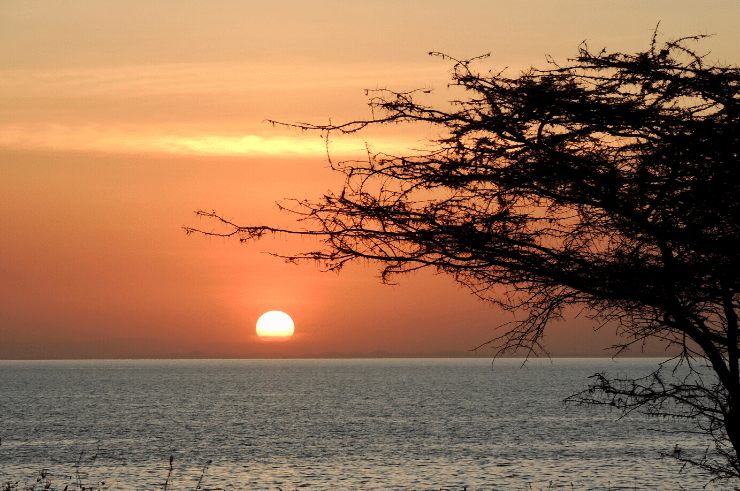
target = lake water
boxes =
[0,358,727,490]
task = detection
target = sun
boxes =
[256,311,295,338]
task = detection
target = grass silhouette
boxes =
[3,454,636,491]
[2,463,578,491]
[2,455,222,491]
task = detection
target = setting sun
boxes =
[256,311,295,338]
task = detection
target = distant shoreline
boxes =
[0,350,677,361]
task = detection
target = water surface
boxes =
[0,358,722,490]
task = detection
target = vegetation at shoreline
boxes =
[0,458,589,491]
[0,458,674,491]
[2,455,219,491]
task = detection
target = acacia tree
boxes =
[186,33,740,483]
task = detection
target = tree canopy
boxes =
[186,32,740,483]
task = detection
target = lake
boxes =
[0,358,724,490]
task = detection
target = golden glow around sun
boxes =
[256,311,295,337]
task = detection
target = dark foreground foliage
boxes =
[2,459,513,491]
[2,456,217,491]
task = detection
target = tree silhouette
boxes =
[186,32,740,483]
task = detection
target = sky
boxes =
[2,1,739,359]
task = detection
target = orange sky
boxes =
[2,1,739,359]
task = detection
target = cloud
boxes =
[0,62,443,99]
[0,123,420,157]
[0,61,445,156]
